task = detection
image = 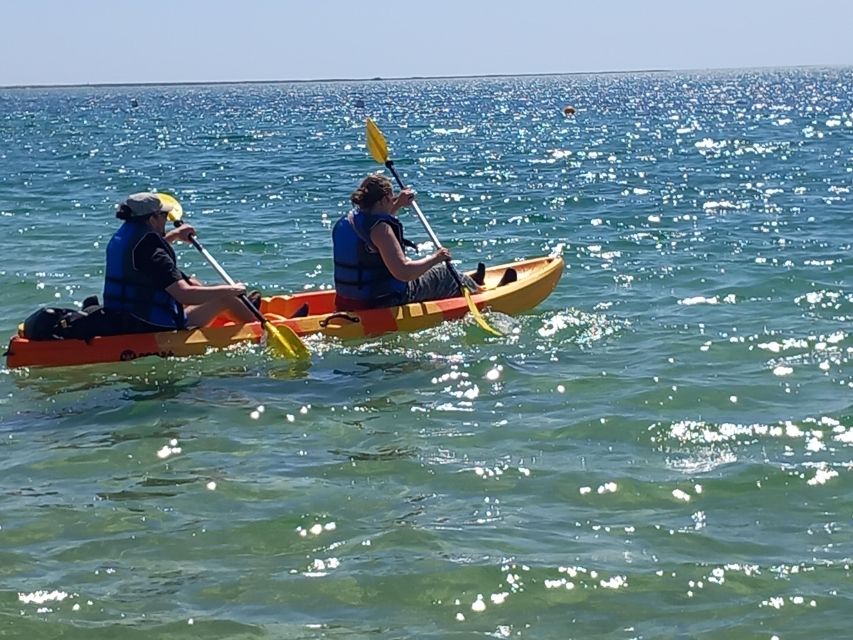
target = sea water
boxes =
[0,67,851,638]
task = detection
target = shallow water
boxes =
[1,68,851,639]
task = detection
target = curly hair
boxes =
[351,174,393,209]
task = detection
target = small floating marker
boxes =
[563,105,576,116]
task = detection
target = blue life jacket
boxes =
[103,222,187,329]
[332,210,408,301]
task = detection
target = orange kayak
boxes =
[5,256,563,369]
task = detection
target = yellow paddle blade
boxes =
[366,118,389,164]
[264,321,310,360]
[463,288,503,336]
[155,192,184,223]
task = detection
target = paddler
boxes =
[103,192,256,332]
[332,174,510,311]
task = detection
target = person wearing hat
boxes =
[103,192,255,333]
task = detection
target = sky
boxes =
[2,0,852,87]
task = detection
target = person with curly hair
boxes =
[332,174,482,311]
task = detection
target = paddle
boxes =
[155,193,310,361]
[364,119,502,336]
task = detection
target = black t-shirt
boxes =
[132,233,184,290]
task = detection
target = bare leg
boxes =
[185,296,256,328]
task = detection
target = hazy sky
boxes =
[2,0,852,86]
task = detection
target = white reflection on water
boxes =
[18,590,69,604]
[296,521,336,537]
[538,308,628,344]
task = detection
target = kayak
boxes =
[5,256,563,369]
[6,256,563,369]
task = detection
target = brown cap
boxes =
[119,192,174,218]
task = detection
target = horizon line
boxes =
[1,63,849,90]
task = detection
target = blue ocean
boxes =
[0,67,851,639]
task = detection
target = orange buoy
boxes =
[563,105,576,116]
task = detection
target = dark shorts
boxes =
[335,264,477,311]
[387,263,477,306]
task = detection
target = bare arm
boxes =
[166,279,246,306]
[164,224,196,245]
[370,223,450,282]
[389,189,415,214]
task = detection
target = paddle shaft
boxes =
[383,160,467,292]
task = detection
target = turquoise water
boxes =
[1,68,851,639]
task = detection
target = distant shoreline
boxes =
[1,64,846,90]
[3,69,668,90]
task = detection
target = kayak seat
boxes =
[247,290,262,309]
[472,262,486,286]
[497,268,518,287]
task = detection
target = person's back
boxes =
[332,209,407,310]
[103,197,187,332]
